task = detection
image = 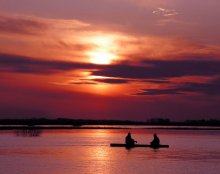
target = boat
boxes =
[110,143,169,149]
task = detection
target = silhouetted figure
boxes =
[125,132,137,147]
[150,133,160,147]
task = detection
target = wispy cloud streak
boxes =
[153,7,178,17]
[0,14,47,35]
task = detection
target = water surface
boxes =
[0,128,219,174]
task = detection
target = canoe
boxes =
[110,143,169,149]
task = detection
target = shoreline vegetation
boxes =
[0,118,220,130]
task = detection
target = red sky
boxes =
[0,0,220,121]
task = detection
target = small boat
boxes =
[110,143,169,149]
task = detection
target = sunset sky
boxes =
[0,0,220,121]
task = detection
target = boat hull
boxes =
[110,143,169,149]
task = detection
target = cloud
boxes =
[153,7,178,17]
[1,53,220,92]
[0,53,101,74]
[136,77,220,96]
[69,81,97,85]
[177,78,220,95]
[2,53,220,79]
[136,88,180,95]
[0,14,47,35]
[47,40,93,51]
[0,13,91,36]
[92,58,220,79]
[92,78,130,84]
[69,78,131,85]
[143,79,170,84]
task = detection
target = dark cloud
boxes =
[70,78,130,85]
[143,79,170,84]
[136,77,220,96]
[92,78,130,84]
[0,53,101,74]
[136,89,181,96]
[177,78,220,95]
[1,53,220,83]
[92,59,220,79]
[0,15,47,35]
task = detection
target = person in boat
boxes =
[125,132,137,146]
[150,133,160,147]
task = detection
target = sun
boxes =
[89,51,116,65]
[86,35,119,65]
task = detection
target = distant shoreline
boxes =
[0,125,220,131]
[0,118,220,130]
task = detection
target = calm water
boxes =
[0,127,220,174]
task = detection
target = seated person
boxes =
[150,133,160,147]
[125,132,137,146]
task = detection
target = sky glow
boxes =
[0,0,220,120]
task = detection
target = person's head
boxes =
[154,133,157,137]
